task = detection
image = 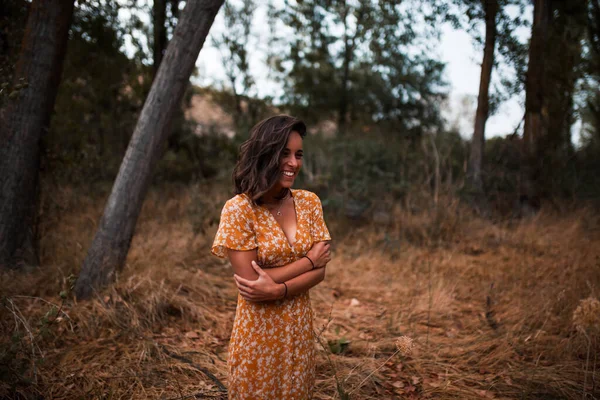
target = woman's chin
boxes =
[279,179,294,188]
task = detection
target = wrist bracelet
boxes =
[304,255,315,270]
[282,282,288,299]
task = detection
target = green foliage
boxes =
[47,0,148,183]
[269,0,447,134]
[298,127,468,218]
[0,0,29,108]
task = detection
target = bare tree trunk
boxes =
[0,0,74,269]
[521,0,550,208]
[338,2,350,135]
[74,0,224,300]
[542,0,586,194]
[468,0,498,192]
[153,0,167,76]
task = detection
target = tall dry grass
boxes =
[1,183,599,399]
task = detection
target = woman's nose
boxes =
[286,157,297,168]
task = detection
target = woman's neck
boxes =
[261,187,289,204]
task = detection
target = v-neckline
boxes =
[264,189,298,248]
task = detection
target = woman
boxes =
[211,115,332,399]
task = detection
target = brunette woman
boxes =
[212,115,331,399]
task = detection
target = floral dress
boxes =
[212,189,331,399]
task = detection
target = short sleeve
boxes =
[211,195,257,258]
[309,193,331,242]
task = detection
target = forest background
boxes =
[1,0,600,399]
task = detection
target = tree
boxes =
[0,0,29,104]
[0,0,75,269]
[152,0,182,76]
[467,0,499,191]
[522,0,549,176]
[212,0,258,132]
[46,0,149,182]
[272,0,446,135]
[521,0,587,202]
[446,0,527,193]
[74,0,224,299]
[542,0,587,192]
[153,0,167,75]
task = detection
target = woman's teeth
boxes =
[283,171,294,177]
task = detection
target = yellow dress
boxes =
[212,189,331,400]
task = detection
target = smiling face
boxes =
[277,130,304,190]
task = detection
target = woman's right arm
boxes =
[227,241,331,283]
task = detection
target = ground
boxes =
[1,184,599,399]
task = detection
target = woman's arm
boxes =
[227,249,312,283]
[233,260,327,302]
[227,241,331,283]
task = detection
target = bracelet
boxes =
[304,255,315,270]
[282,282,288,299]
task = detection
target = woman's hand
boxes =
[306,241,331,269]
[234,261,285,302]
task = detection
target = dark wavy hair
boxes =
[233,115,307,202]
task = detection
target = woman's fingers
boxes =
[234,274,254,288]
[251,260,268,277]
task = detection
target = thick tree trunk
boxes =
[74,0,224,300]
[543,0,586,192]
[468,0,498,192]
[153,0,167,76]
[0,0,74,269]
[521,0,550,207]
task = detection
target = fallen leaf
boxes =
[404,385,416,393]
[185,331,199,339]
[476,390,494,398]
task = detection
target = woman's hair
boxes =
[233,115,306,202]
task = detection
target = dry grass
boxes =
[1,184,600,399]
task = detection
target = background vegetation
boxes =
[1,0,600,398]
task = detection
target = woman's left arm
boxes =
[234,261,326,302]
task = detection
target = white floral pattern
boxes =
[212,189,331,399]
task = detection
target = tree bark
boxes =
[153,0,167,76]
[543,0,586,190]
[0,0,74,269]
[521,0,550,206]
[74,0,224,300]
[468,0,498,192]
[338,2,350,135]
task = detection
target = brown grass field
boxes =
[1,184,600,399]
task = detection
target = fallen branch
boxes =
[158,345,227,393]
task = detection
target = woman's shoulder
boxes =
[292,189,322,205]
[223,193,255,212]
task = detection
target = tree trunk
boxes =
[338,2,350,135]
[153,0,168,76]
[468,0,498,192]
[0,0,74,269]
[521,0,551,207]
[542,0,586,194]
[74,0,224,300]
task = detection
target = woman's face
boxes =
[277,130,303,189]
